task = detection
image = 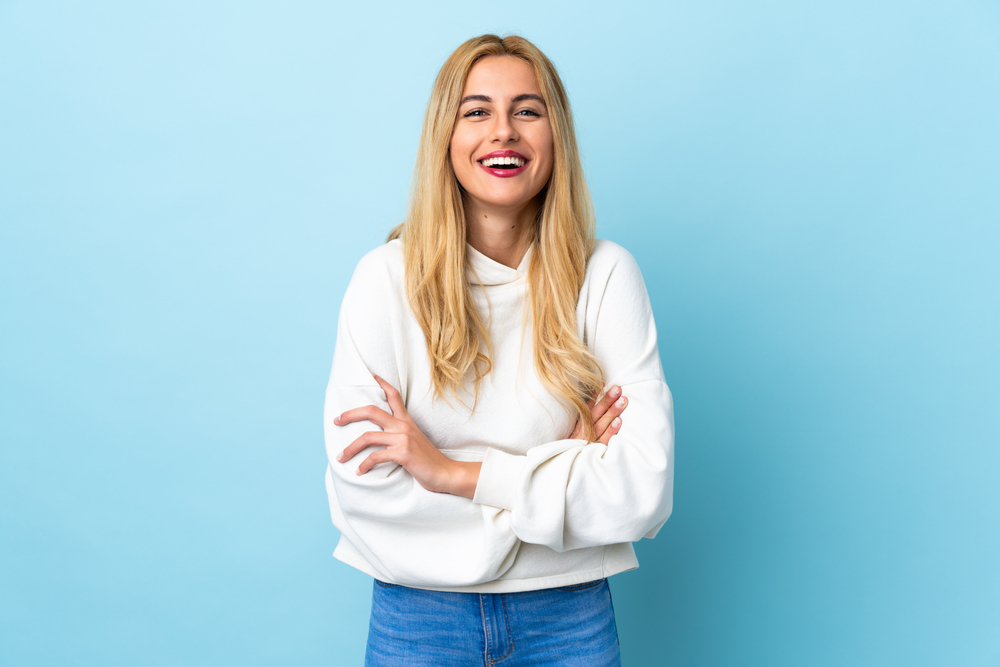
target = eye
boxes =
[516,108,542,117]
[463,108,488,117]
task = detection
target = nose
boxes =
[491,113,518,144]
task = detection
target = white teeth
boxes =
[480,156,526,167]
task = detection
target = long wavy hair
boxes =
[388,34,604,438]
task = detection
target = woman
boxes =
[324,34,674,665]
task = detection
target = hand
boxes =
[568,385,628,444]
[334,374,479,497]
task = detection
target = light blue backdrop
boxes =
[1,0,997,665]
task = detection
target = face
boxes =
[450,56,554,214]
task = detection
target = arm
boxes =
[470,243,674,552]
[333,373,484,497]
[323,245,635,586]
[336,378,629,498]
[325,250,511,588]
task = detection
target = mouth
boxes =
[477,151,529,178]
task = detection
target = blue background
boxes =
[1,1,998,665]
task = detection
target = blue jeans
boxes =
[365,578,621,666]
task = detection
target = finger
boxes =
[334,404,396,430]
[594,394,627,437]
[338,431,405,463]
[372,374,407,417]
[597,416,622,445]
[590,385,622,423]
[356,448,397,475]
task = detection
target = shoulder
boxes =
[335,240,410,350]
[338,240,406,324]
[585,239,647,290]
[343,239,404,298]
[577,240,661,372]
[589,238,637,267]
[350,239,404,283]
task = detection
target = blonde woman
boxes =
[324,34,674,666]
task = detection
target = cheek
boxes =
[528,122,554,169]
[449,127,475,165]
[537,135,555,181]
[449,135,478,186]
[449,143,473,192]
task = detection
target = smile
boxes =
[477,151,529,178]
[479,156,526,168]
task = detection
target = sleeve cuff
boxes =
[472,448,528,511]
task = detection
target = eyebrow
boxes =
[459,93,547,106]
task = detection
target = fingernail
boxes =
[355,468,362,476]
[334,415,341,425]
[616,397,625,408]
[612,417,621,428]
[337,453,344,462]
[611,386,621,398]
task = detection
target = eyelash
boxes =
[463,108,541,118]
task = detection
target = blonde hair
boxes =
[388,34,604,438]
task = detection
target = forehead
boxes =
[462,56,540,97]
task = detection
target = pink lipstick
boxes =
[476,150,529,178]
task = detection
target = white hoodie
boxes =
[323,239,674,593]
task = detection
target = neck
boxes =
[464,197,540,269]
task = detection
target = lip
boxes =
[476,150,530,178]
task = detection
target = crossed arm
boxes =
[333,374,630,498]
[325,241,673,573]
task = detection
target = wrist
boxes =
[445,461,481,499]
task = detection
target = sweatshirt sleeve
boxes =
[323,247,519,587]
[472,242,675,552]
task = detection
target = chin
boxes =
[483,196,534,210]
[479,187,539,208]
